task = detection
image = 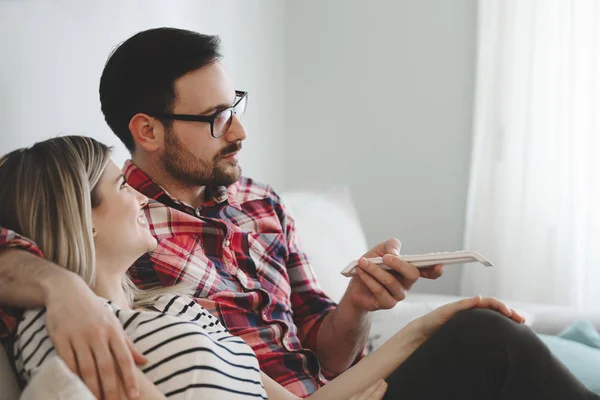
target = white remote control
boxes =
[340,250,494,278]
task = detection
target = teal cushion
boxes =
[539,321,600,394]
[558,320,600,349]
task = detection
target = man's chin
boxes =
[215,165,241,186]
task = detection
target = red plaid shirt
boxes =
[0,160,342,397]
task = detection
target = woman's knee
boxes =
[441,308,533,345]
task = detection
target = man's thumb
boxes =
[385,238,402,255]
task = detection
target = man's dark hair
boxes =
[99,27,222,152]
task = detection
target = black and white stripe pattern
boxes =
[14,294,267,399]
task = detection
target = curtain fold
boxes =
[461,0,600,311]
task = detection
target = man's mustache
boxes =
[218,142,242,158]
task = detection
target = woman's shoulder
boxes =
[149,293,225,331]
[152,293,209,315]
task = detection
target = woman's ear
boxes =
[129,113,163,153]
[92,227,97,238]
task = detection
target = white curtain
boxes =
[461,0,600,311]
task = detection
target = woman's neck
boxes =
[93,263,132,310]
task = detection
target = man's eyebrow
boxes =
[198,103,231,114]
[196,93,237,115]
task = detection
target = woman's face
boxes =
[91,161,157,268]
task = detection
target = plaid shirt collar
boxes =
[122,160,242,212]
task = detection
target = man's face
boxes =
[160,62,247,187]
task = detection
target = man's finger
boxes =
[112,333,143,399]
[73,339,102,400]
[52,335,77,375]
[381,254,420,289]
[383,238,401,256]
[419,264,444,279]
[356,267,398,309]
[93,343,120,400]
[126,334,148,366]
[358,258,405,301]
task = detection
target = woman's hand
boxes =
[348,380,388,400]
[409,295,526,341]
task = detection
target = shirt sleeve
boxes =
[0,227,45,339]
[13,308,55,381]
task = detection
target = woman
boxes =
[1,136,596,400]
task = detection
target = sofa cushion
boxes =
[539,333,600,394]
[281,186,368,302]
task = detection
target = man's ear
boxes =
[129,113,163,153]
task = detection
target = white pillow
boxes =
[367,301,437,353]
[280,186,369,302]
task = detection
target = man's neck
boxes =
[132,157,206,209]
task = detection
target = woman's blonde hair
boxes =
[0,135,191,307]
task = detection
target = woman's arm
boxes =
[306,322,424,400]
[262,372,388,400]
[264,296,525,400]
[261,323,422,400]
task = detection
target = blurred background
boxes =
[0,0,598,311]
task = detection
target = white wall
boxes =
[0,0,286,189]
[284,0,477,295]
[0,1,477,295]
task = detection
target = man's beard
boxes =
[160,128,242,187]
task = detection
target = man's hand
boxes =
[44,273,147,400]
[342,238,444,312]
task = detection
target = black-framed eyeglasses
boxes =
[148,90,248,138]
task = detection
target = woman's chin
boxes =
[131,236,158,257]
[147,237,158,252]
[137,227,158,253]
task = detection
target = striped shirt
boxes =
[14,294,268,399]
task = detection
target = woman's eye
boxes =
[120,180,128,189]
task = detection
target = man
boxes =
[0,28,443,399]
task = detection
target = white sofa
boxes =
[279,187,600,346]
